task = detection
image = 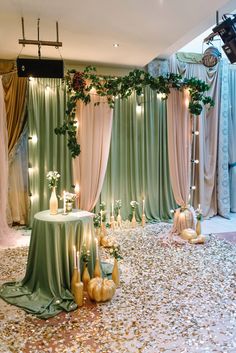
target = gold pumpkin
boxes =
[180,228,197,241]
[87,278,116,302]
[174,207,195,234]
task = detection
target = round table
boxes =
[0,209,102,319]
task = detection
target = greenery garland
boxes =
[55,66,214,158]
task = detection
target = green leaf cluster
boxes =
[55,66,214,158]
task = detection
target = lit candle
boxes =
[73,245,77,269]
[142,199,145,214]
[111,202,114,217]
[95,238,99,259]
[63,191,67,213]
[198,204,201,210]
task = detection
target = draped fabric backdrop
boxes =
[99,89,176,220]
[28,79,72,225]
[2,73,28,225]
[8,127,29,224]
[169,53,220,218]
[229,66,236,212]
[167,89,191,207]
[73,93,113,211]
[0,77,18,246]
[2,73,27,152]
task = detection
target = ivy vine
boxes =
[55,66,214,158]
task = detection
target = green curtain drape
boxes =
[28,79,72,225]
[99,88,176,221]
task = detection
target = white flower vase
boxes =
[49,186,58,215]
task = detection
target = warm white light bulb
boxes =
[29,76,34,82]
[136,105,142,114]
[195,160,199,164]
[31,135,38,143]
[191,186,196,190]
[157,93,166,99]
[195,131,199,135]
[113,43,119,48]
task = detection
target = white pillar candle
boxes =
[75,184,80,209]
[95,238,99,259]
[76,250,80,280]
[142,199,145,214]
[73,245,77,268]
[63,191,67,213]
[111,202,114,217]
[198,204,201,210]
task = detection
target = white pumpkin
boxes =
[180,228,197,241]
[87,278,116,302]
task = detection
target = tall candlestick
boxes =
[75,183,80,209]
[95,238,99,259]
[73,245,77,269]
[76,250,80,279]
[142,199,145,214]
[63,191,67,214]
[111,202,114,217]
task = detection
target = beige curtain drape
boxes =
[73,93,113,211]
[2,73,27,153]
[0,77,18,247]
[167,89,191,206]
[169,54,219,218]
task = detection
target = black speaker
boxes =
[213,17,236,44]
[17,58,64,78]
[222,38,236,63]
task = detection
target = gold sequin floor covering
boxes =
[0,223,236,353]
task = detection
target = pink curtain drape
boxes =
[73,93,113,211]
[167,88,191,207]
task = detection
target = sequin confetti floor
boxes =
[0,223,236,353]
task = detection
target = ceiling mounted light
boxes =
[202,46,221,68]
[113,43,119,48]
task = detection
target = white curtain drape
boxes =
[7,126,29,224]
[73,93,113,211]
[228,66,236,212]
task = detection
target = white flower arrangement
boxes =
[115,200,122,209]
[100,201,106,211]
[58,192,78,203]
[130,200,139,209]
[46,171,60,189]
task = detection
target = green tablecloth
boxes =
[0,210,111,319]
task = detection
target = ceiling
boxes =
[0,0,236,68]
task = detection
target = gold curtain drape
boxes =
[2,73,27,153]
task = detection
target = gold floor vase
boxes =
[82,264,91,291]
[74,281,84,307]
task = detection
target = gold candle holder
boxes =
[82,264,90,291]
[71,267,78,295]
[93,258,102,278]
[117,209,122,228]
[110,215,115,230]
[112,258,120,287]
[141,213,146,227]
[131,210,136,228]
[74,281,84,307]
